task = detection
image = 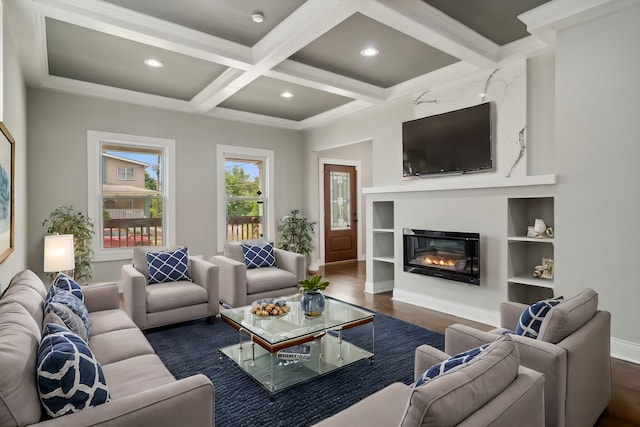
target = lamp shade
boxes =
[44,234,75,272]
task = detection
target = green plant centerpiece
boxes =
[43,205,95,283]
[298,274,329,317]
[277,209,315,269]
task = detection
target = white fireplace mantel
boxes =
[363,174,557,195]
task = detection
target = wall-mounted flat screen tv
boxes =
[402,102,493,177]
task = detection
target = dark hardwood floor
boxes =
[319,261,640,427]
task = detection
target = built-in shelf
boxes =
[507,236,554,244]
[372,228,394,233]
[372,256,395,264]
[369,201,395,293]
[508,276,555,288]
[364,174,557,195]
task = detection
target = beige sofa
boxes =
[122,246,220,330]
[314,335,545,426]
[0,269,214,426]
[445,288,611,427]
[210,240,305,307]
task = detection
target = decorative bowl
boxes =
[250,298,290,318]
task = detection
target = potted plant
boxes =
[277,209,316,272]
[298,274,329,317]
[43,205,95,283]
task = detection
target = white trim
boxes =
[393,288,500,327]
[87,131,176,262]
[365,279,394,294]
[611,337,640,364]
[216,145,275,253]
[318,158,363,267]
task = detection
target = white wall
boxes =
[0,6,28,292]
[554,4,640,360]
[26,90,303,283]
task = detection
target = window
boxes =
[217,145,274,252]
[88,131,176,261]
[117,167,134,181]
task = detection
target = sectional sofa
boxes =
[0,269,214,426]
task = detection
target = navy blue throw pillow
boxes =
[241,242,278,269]
[146,246,191,284]
[45,273,84,303]
[516,298,563,338]
[415,342,490,387]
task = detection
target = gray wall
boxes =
[554,5,640,353]
[0,11,28,292]
[26,90,303,283]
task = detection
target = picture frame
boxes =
[0,122,15,264]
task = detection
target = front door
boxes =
[324,164,357,263]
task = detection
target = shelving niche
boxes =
[507,197,556,304]
[371,201,394,291]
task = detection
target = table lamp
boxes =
[44,234,75,277]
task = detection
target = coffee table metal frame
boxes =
[219,295,375,397]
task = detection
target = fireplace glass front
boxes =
[403,229,480,285]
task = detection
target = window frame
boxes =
[116,167,135,181]
[216,145,274,253]
[87,131,176,261]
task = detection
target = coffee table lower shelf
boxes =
[219,333,374,397]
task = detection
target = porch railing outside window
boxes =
[227,216,261,241]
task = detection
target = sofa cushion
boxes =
[400,335,519,427]
[145,281,208,313]
[0,302,42,426]
[88,328,156,366]
[44,302,89,343]
[516,298,563,339]
[37,324,110,418]
[415,342,490,386]
[48,290,92,338]
[246,267,298,294]
[241,242,278,269]
[89,309,139,336]
[102,354,175,399]
[146,247,192,284]
[538,288,598,344]
[46,273,84,303]
[0,270,46,330]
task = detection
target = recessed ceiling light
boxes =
[252,12,264,23]
[144,58,163,68]
[360,47,379,57]
[280,91,294,98]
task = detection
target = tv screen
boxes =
[402,102,493,177]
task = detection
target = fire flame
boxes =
[422,256,456,267]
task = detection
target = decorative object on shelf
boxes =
[527,218,553,239]
[43,234,75,277]
[0,122,15,264]
[533,258,554,280]
[250,298,290,317]
[43,206,95,282]
[299,274,329,317]
[277,209,316,274]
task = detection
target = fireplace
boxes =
[403,229,480,285]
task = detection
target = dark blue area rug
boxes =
[146,312,444,427]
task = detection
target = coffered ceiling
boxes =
[8,0,595,129]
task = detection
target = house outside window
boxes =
[217,145,274,252]
[88,131,176,261]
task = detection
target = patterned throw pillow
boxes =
[37,324,110,418]
[45,273,84,303]
[241,242,278,269]
[44,301,89,343]
[146,246,192,284]
[415,342,490,387]
[516,298,564,338]
[48,291,92,338]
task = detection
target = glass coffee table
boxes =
[219,294,375,397]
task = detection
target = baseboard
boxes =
[392,288,500,327]
[364,280,394,294]
[611,337,640,364]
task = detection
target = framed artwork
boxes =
[0,122,14,264]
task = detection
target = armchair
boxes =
[121,247,219,330]
[210,240,305,307]
[445,288,611,427]
[314,335,545,426]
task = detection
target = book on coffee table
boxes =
[276,344,311,361]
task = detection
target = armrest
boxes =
[121,264,148,329]
[210,255,248,307]
[274,248,305,282]
[36,374,214,427]
[500,301,528,330]
[444,324,499,355]
[190,257,220,316]
[414,345,449,382]
[83,283,119,313]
